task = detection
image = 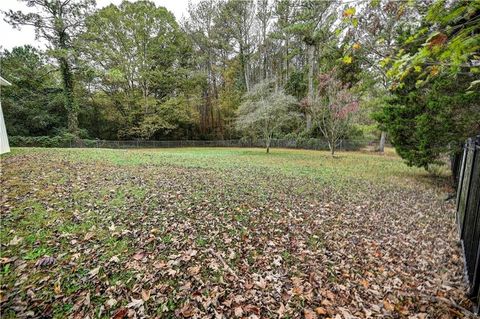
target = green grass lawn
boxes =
[0,147,470,318]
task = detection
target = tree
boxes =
[219,0,256,92]
[184,0,222,137]
[130,96,199,139]
[4,0,95,135]
[80,0,195,139]
[388,0,480,90]
[0,46,65,136]
[375,0,480,171]
[310,71,359,156]
[344,0,426,152]
[375,74,480,170]
[256,0,272,80]
[287,0,338,130]
[236,80,298,153]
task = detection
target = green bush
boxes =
[9,133,80,148]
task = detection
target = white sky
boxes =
[0,0,192,51]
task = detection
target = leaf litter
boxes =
[0,148,474,318]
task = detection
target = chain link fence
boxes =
[68,138,379,151]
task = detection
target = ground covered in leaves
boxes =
[0,147,473,318]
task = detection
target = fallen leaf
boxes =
[83,232,94,241]
[126,298,144,309]
[88,267,100,277]
[315,307,327,315]
[234,306,243,317]
[244,304,260,315]
[132,251,145,261]
[54,281,61,295]
[35,256,55,268]
[8,235,23,246]
[106,298,117,308]
[188,265,201,276]
[304,308,318,319]
[254,277,267,289]
[179,303,195,317]
[112,307,128,319]
[277,303,286,317]
[359,279,369,288]
[153,260,166,268]
[141,289,150,301]
[383,300,394,311]
[110,255,120,263]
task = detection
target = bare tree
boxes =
[236,80,298,153]
[310,72,359,156]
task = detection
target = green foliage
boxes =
[236,80,298,152]
[374,0,480,169]
[388,0,480,89]
[375,74,480,169]
[130,97,200,139]
[4,0,96,135]
[9,133,78,148]
[4,0,476,161]
[285,70,307,100]
[0,46,66,136]
[80,0,198,139]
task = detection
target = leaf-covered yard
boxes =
[0,148,473,318]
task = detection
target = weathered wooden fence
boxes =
[456,135,480,311]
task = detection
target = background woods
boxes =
[1,0,479,166]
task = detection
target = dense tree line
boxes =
[1,0,479,164]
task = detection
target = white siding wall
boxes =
[0,76,11,154]
[0,101,10,154]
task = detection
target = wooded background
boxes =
[1,0,479,167]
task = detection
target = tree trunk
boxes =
[378,131,386,152]
[306,44,315,131]
[239,44,250,92]
[328,139,335,156]
[284,38,289,85]
[266,138,270,153]
[59,56,78,135]
[451,148,463,188]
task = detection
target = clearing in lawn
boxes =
[0,147,472,318]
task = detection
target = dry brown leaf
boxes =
[105,298,117,308]
[88,267,100,277]
[126,298,143,309]
[179,303,195,317]
[315,307,327,315]
[244,304,260,315]
[383,300,394,311]
[35,256,55,268]
[112,307,128,319]
[53,281,62,295]
[132,251,145,261]
[83,232,94,241]
[141,289,150,301]
[234,306,243,317]
[304,308,318,319]
[188,265,201,276]
[277,303,286,317]
[254,277,267,290]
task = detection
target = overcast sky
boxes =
[0,0,192,51]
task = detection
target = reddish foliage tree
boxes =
[310,71,359,156]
